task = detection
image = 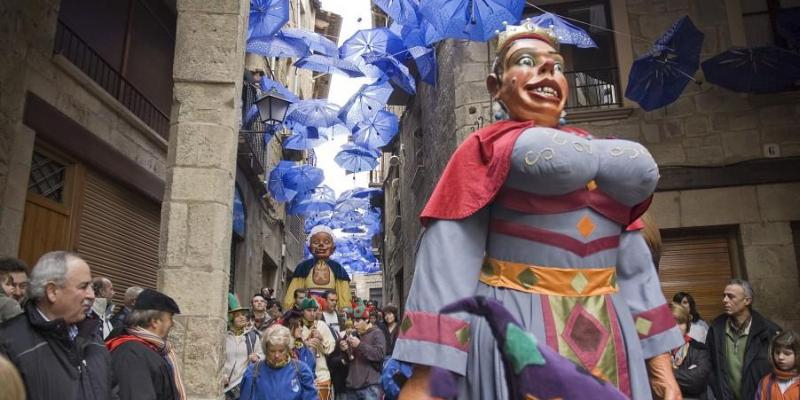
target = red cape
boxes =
[419,121,645,230]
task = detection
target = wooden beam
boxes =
[657,157,800,191]
[23,92,164,202]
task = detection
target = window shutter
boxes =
[658,229,736,321]
[76,170,160,305]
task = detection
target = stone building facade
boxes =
[381,0,800,332]
[1,0,336,396]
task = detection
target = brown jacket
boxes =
[345,326,386,390]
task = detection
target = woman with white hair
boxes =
[240,324,318,400]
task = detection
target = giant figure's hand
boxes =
[647,353,683,400]
[398,366,444,400]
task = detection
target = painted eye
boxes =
[517,56,535,67]
[554,63,564,73]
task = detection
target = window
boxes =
[28,151,67,203]
[524,0,622,110]
[55,0,175,137]
[741,0,800,49]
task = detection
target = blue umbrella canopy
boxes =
[527,12,598,48]
[335,197,370,213]
[260,77,299,102]
[338,78,394,128]
[247,33,309,58]
[339,28,406,61]
[334,143,380,173]
[390,20,443,47]
[418,0,524,42]
[280,27,338,57]
[408,45,437,86]
[291,185,336,217]
[248,0,289,40]
[702,46,800,93]
[353,110,399,148]
[625,15,704,111]
[283,125,329,150]
[374,0,421,27]
[339,187,383,200]
[267,161,298,202]
[364,55,416,95]
[286,99,342,127]
[304,211,334,233]
[294,54,366,78]
[282,164,325,193]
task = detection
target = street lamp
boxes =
[255,88,293,125]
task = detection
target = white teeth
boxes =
[532,86,558,98]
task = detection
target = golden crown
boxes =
[495,18,560,52]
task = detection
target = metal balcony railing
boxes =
[564,67,622,110]
[53,20,170,138]
[239,81,270,175]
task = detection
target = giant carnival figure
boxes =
[393,20,684,400]
[283,225,352,311]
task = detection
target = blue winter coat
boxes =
[239,359,318,400]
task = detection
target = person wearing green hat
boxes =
[339,305,386,399]
[223,293,263,399]
[299,297,336,399]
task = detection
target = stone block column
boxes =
[159,1,247,398]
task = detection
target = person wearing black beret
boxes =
[105,289,186,400]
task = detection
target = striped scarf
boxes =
[128,327,187,400]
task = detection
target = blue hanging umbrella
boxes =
[260,78,299,102]
[247,34,309,58]
[267,161,297,202]
[408,45,437,86]
[702,46,800,93]
[339,28,406,61]
[304,211,334,233]
[282,164,325,193]
[374,0,420,27]
[292,185,336,216]
[280,27,339,57]
[248,0,290,40]
[286,99,342,127]
[364,55,416,95]
[527,12,598,48]
[353,110,399,148]
[334,143,380,173]
[335,197,370,213]
[283,125,329,150]
[625,15,704,111]
[338,78,394,128]
[294,54,366,78]
[340,187,383,200]
[418,0,524,42]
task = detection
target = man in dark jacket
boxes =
[707,279,780,400]
[339,306,385,399]
[110,285,144,331]
[0,251,112,400]
[106,289,185,400]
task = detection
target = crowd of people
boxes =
[222,287,401,400]
[0,251,797,400]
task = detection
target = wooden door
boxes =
[18,149,84,268]
[658,227,739,322]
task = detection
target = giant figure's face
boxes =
[488,39,568,127]
[309,232,335,259]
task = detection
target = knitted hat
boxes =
[352,305,369,320]
[300,297,319,310]
[135,289,181,314]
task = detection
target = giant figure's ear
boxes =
[486,73,501,100]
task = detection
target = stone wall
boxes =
[0,0,168,257]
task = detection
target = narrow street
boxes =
[1,0,799,399]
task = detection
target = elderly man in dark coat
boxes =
[106,289,185,400]
[0,251,113,400]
